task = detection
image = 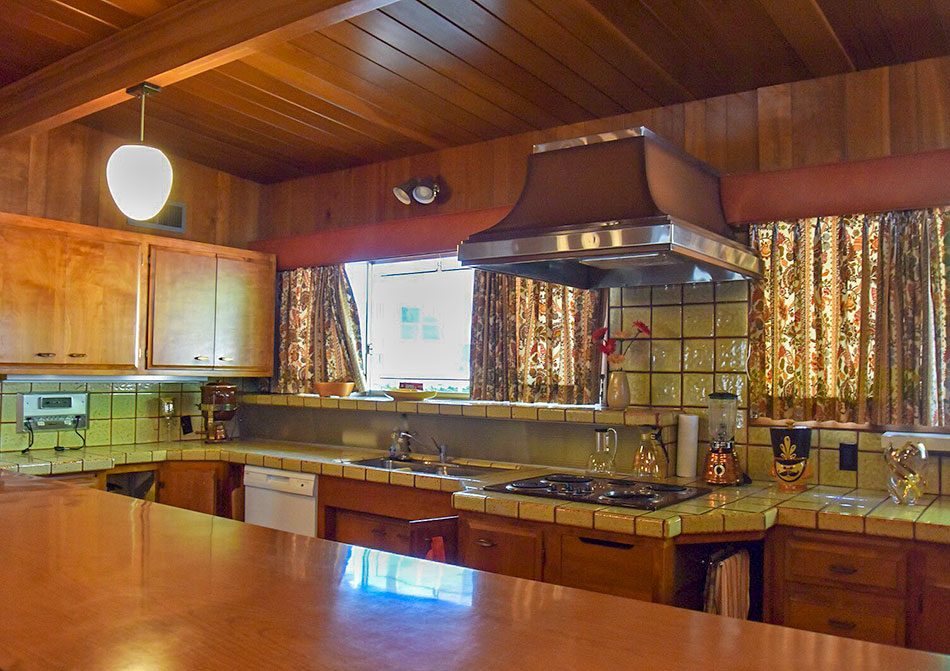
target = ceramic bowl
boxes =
[314,382,355,397]
[384,389,437,401]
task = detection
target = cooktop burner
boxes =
[486,474,709,510]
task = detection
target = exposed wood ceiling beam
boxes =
[0,0,398,140]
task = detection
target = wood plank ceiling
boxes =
[7,0,950,183]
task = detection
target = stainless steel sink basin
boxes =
[347,457,504,478]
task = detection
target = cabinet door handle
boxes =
[68,353,87,358]
[36,352,56,358]
[578,536,634,550]
[829,564,858,575]
[218,357,234,362]
[827,619,856,631]
[194,356,210,361]
[475,538,496,548]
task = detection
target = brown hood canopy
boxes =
[457,128,761,288]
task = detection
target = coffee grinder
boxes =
[199,383,238,443]
[703,392,744,485]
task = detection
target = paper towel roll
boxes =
[676,414,699,478]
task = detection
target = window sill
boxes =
[241,393,679,428]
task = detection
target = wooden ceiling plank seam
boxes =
[200,66,403,152]
[636,0,779,94]
[216,60,433,151]
[755,0,855,77]
[241,49,449,150]
[41,0,140,31]
[351,9,560,129]
[4,0,109,49]
[381,0,592,123]
[582,0,727,100]
[0,0,402,140]
[139,93,340,170]
[472,0,657,111]
[323,19,524,134]
[815,0,896,69]
[174,74,387,164]
[530,0,694,103]
[290,31,491,142]
[419,0,626,118]
[81,106,315,182]
[875,0,950,63]
[687,0,818,87]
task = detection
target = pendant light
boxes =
[106,83,173,221]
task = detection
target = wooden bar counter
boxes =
[0,471,944,670]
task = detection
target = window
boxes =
[345,255,474,394]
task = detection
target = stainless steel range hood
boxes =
[457,128,761,288]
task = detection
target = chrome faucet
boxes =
[389,430,414,460]
[431,437,448,464]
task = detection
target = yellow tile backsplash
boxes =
[0,381,238,451]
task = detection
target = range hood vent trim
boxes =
[458,127,762,289]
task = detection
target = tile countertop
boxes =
[4,439,950,545]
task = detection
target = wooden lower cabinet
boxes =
[319,477,458,563]
[458,513,544,580]
[910,544,950,654]
[156,461,237,517]
[767,527,914,647]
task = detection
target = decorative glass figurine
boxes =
[885,441,927,505]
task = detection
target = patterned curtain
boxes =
[470,270,604,404]
[874,209,950,425]
[275,266,367,394]
[749,208,950,426]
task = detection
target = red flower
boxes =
[632,320,651,337]
[599,338,616,355]
[591,326,608,342]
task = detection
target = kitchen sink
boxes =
[347,457,504,478]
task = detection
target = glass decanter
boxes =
[631,425,668,479]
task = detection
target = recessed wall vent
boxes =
[127,201,186,233]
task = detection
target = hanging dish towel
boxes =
[704,549,750,619]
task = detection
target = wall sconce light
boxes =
[393,177,441,205]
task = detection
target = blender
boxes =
[703,392,744,485]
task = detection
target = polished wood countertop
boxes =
[0,471,944,670]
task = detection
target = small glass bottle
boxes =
[587,427,617,476]
[631,425,668,479]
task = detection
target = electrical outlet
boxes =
[839,442,858,471]
[180,415,193,435]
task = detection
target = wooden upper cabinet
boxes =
[148,247,275,374]
[62,235,143,368]
[149,247,218,368]
[213,254,275,371]
[0,218,144,368]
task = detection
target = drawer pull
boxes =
[36,352,56,358]
[194,356,210,361]
[68,353,87,358]
[829,564,858,576]
[218,356,234,362]
[371,527,387,537]
[827,619,857,631]
[578,537,634,550]
[475,538,496,548]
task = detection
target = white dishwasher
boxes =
[243,466,318,536]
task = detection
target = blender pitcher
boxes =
[587,427,618,476]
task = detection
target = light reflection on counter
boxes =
[342,547,474,606]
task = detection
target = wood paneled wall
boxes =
[0,124,262,247]
[261,55,950,238]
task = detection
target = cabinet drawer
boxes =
[786,534,906,593]
[459,514,543,580]
[785,584,905,646]
[334,509,413,557]
[554,533,655,601]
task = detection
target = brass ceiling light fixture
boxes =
[393,176,441,205]
[106,83,174,221]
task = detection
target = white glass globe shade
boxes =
[106,144,174,221]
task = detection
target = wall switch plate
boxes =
[839,442,858,471]
[180,416,193,435]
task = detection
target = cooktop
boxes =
[483,473,710,511]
